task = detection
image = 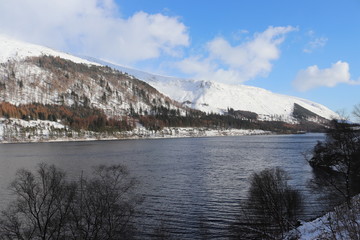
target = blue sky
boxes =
[0,0,359,118]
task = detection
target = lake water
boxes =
[0,134,330,239]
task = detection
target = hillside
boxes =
[0,55,185,118]
[143,78,336,122]
[0,35,186,118]
[0,35,339,142]
[98,61,338,123]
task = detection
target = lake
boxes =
[0,134,330,239]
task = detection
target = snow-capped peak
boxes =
[0,35,99,66]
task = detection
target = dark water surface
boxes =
[0,134,328,239]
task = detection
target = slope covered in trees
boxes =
[0,55,332,142]
[0,101,328,135]
[0,55,186,118]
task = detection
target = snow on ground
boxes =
[286,194,360,240]
[0,118,66,142]
[130,127,269,139]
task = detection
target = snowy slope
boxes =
[0,35,99,65]
[95,62,338,121]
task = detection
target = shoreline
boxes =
[0,127,273,144]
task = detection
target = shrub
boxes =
[232,168,302,239]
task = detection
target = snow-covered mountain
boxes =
[0,34,338,123]
[93,60,338,122]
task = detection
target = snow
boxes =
[0,117,67,142]
[0,117,270,143]
[0,58,182,119]
[286,194,360,239]
[0,34,188,119]
[0,35,99,66]
[143,79,338,121]
[91,60,339,122]
[130,127,270,139]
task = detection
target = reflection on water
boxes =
[0,134,328,239]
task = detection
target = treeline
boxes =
[0,101,327,134]
[1,101,260,132]
[139,112,257,131]
[139,108,326,133]
[139,104,262,130]
[0,102,133,132]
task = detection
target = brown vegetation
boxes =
[0,102,133,132]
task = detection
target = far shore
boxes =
[0,127,274,144]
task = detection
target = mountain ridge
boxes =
[89,58,338,122]
[0,34,338,124]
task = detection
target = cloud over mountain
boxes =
[176,26,296,84]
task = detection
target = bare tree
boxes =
[68,164,143,240]
[0,163,76,240]
[0,164,143,240]
[309,120,360,208]
[325,197,360,240]
[353,103,360,123]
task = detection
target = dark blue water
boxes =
[0,134,328,239]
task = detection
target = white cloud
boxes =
[303,30,327,53]
[0,0,189,64]
[231,29,249,41]
[176,26,296,84]
[293,61,360,91]
[303,37,328,53]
